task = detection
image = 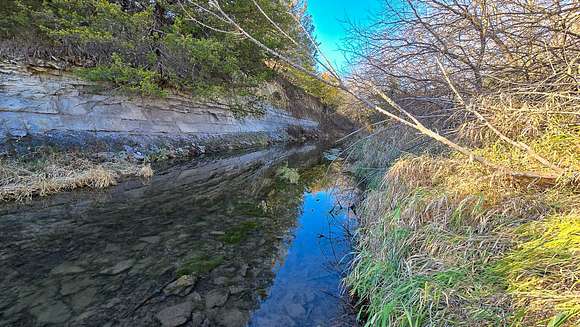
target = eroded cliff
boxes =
[0,62,345,155]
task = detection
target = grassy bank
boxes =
[345,108,579,326]
[0,148,153,202]
[337,3,579,325]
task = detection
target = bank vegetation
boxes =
[342,1,580,326]
[1,0,578,324]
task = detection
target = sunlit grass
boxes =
[493,213,580,327]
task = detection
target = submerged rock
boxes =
[164,275,197,297]
[186,292,203,305]
[30,301,71,324]
[205,289,229,309]
[50,262,85,275]
[104,243,121,253]
[213,276,229,285]
[216,308,248,327]
[239,264,249,277]
[156,302,193,327]
[252,314,296,327]
[191,312,205,326]
[0,144,357,326]
[60,277,95,296]
[229,286,245,295]
[70,287,97,311]
[132,243,148,251]
[139,235,161,244]
[286,302,306,318]
[99,259,135,275]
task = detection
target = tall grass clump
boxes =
[347,144,579,325]
[0,148,153,202]
[493,213,580,326]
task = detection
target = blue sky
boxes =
[306,0,382,73]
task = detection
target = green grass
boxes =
[491,213,580,326]
[176,254,225,276]
[219,220,260,244]
[346,199,509,326]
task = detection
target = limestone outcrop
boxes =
[0,63,325,154]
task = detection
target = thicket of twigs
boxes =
[193,0,578,185]
[345,0,579,182]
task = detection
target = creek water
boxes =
[0,145,357,327]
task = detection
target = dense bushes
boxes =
[75,53,167,96]
[0,0,314,103]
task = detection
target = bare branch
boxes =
[437,58,566,174]
[186,0,576,185]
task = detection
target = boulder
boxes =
[164,275,197,297]
[99,259,135,275]
[156,302,193,327]
[205,289,229,309]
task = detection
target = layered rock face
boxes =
[0,63,322,153]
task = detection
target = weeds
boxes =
[177,254,225,277]
[276,165,301,184]
[220,220,260,244]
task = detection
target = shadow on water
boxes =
[0,145,358,327]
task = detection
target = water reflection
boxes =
[0,145,356,327]
[250,190,357,327]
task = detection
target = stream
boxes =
[0,145,357,327]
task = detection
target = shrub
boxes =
[76,53,167,97]
[0,0,317,108]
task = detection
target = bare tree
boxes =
[179,0,579,185]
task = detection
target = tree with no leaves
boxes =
[180,0,579,187]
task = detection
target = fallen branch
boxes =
[436,59,565,175]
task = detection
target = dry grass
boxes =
[459,94,580,180]
[347,154,579,326]
[342,1,579,325]
[0,149,153,202]
[345,93,579,326]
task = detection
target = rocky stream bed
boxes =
[0,145,357,327]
